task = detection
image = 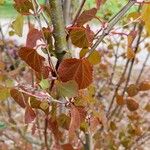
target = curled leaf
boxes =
[70,26,94,48]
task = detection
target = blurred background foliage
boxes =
[0,0,138,19]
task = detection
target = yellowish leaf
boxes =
[126,84,139,97]
[0,86,10,101]
[141,4,150,35]
[79,48,89,58]
[40,101,49,110]
[127,47,135,59]
[88,50,101,65]
[11,14,24,37]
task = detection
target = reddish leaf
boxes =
[126,97,139,111]
[69,104,81,141]
[76,8,97,26]
[35,66,51,80]
[10,89,26,108]
[58,58,93,89]
[25,106,36,124]
[48,117,62,142]
[70,26,94,48]
[62,144,74,150]
[13,0,34,15]
[18,47,45,72]
[26,28,42,48]
[95,0,106,9]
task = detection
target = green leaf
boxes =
[56,80,78,98]
[39,79,50,90]
[0,121,6,130]
[11,14,24,37]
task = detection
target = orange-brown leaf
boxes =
[26,28,42,48]
[126,97,139,111]
[18,47,45,72]
[70,26,94,48]
[10,89,26,108]
[116,94,126,105]
[76,8,97,26]
[139,80,150,91]
[69,104,81,141]
[126,84,139,97]
[25,106,36,124]
[58,58,93,89]
[13,0,34,15]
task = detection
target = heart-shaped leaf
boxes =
[58,58,93,89]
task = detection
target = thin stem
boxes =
[122,25,143,96]
[84,133,91,150]
[72,0,86,26]
[107,60,130,118]
[136,52,150,84]
[32,0,58,77]
[44,117,49,150]
[109,36,122,84]
[88,0,135,57]
[114,25,143,118]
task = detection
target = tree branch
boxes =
[49,0,68,61]
[88,0,135,57]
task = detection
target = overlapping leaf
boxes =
[70,26,94,48]
[56,80,78,98]
[13,0,34,15]
[25,106,36,124]
[58,58,93,89]
[76,8,97,26]
[69,104,81,141]
[10,89,26,108]
[26,28,42,48]
[80,48,101,65]
[18,47,45,72]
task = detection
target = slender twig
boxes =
[44,117,49,150]
[122,25,143,96]
[84,133,91,150]
[87,0,135,57]
[32,0,58,77]
[136,52,150,84]
[108,4,142,119]
[109,36,122,84]
[72,0,86,26]
[107,60,130,117]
